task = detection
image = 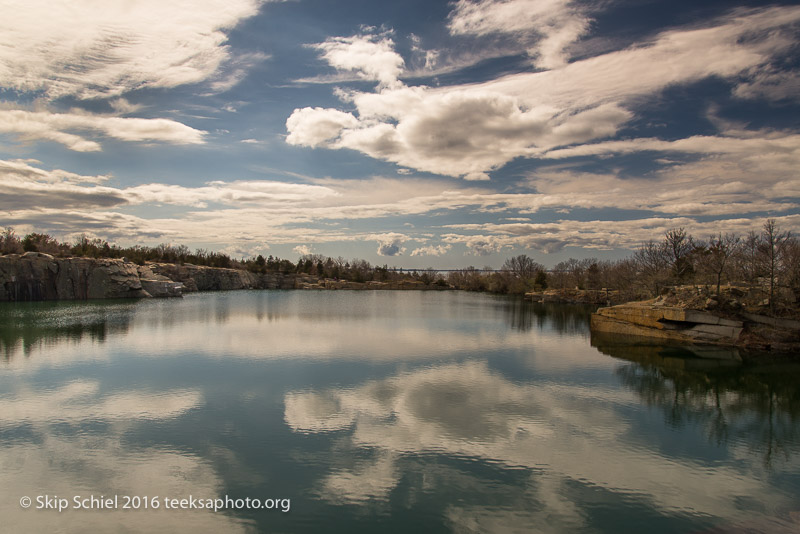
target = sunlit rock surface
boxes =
[0,254,150,301]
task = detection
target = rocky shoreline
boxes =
[590,291,800,354]
[0,253,446,301]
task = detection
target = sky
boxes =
[1,0,799,268]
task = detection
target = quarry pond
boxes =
[1,290,799,533]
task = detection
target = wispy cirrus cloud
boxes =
[3,154,798,255]
[0,0,267,100]
[0,109,207,151]
[447,0,593,70]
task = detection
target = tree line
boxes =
[1,219,798,307]
[446,219,798,307]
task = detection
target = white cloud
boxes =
[109,98,142,115]
[461,235,506,256]
[0,109,207,151]
[125,180,337,208]
[448,0,592,70]
[286,6,800,180]
[3,156,798,257]
[733,68,800,102]
[0,0,266,99]
[293,244,313,256]
[311,32,405,88]
[285,107,360,147]
[442,214,800,254]
[410,244,452,257]
[220,243,270,258]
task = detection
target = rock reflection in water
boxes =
[503,298,594,334]
[592,332,800,467]
[0,300,135,361]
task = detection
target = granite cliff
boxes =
[0,255,445,301]
[0,253,151,301]
[0,254,300,301]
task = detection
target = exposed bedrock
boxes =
[146,263,294,291]
[591,301,799,353]
[0,253,151,301]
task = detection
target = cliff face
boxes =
[0,255,446,302]
[147,263,294,291]
[591,300,800,353]
[0,255,301,301]
[0,253,150,301]
[591,303,745,346]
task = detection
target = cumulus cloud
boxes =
[0,0,266,99]
[285,107,360,147]
[0,109,207,151]
[286,6,800,180]
[310,32,405,88]
[448,0,592,70]
[220,243,270,258]
[371,233,408,256]
[293,244,313,256]
[461,236,505,256]
[410,245,452,257]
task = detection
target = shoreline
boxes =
[0,253,452,302]
[4,253,797,358]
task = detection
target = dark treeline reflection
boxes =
[0,301,136,361]
[593,333,800,467]
[503,298,594,334]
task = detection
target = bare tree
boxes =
[502,255,544,280]
[760,219,791,310]
[664,227,695,282]
[703,233,740,296]
[736,230,763,282]
[783,237,800,302]
[634,240,670,296]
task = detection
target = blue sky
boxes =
[1,0,799,268]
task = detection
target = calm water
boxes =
[1,291,798,533]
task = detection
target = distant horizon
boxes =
[1,0,798,270]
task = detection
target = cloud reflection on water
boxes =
[284,360,800,530]
[0,382,251,533]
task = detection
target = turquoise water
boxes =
[1,291,798,533]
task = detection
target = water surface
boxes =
[1,291,798,533]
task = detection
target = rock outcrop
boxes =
[591,302,745,346]
[591,298,800,353]
[525,288,629,306]
[0,255,450,302]
[147,263,294,291]
[0,253,151,301]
